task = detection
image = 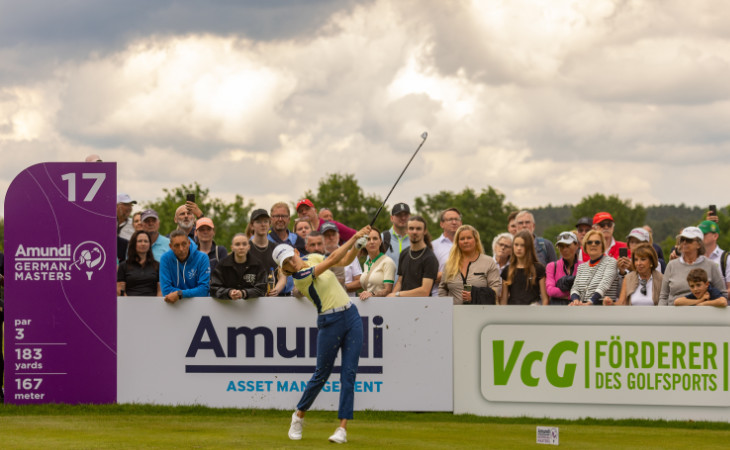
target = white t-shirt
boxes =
[431,234,454,295]
[629,276,654,306]
[345,257,363,297]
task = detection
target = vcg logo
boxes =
[492,340,578,388]
[481,325,582,403]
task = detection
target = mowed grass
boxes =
[2,404,730,449]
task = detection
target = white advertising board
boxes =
[118,297,452,411]
[454,306,730,421]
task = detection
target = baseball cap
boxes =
[296,199,314,211]
[679,226,703,241]
[391,203,410,215]
[627,227,650,242]
[117,193,137,204]
[575,217,592,228]
[698,220,719,235]
[140,209,159,221]
[556,231,578,246]
[250,208,270,222]
[593,212,614,225]
[273,244,296,268]
[196,217,215,229]
[320,221,338,234]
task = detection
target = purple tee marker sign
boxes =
[4,162,117,404]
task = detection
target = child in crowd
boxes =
[674,268,728,307]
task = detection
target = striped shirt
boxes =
[570,256,618,303]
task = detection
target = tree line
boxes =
[0,174,722,258]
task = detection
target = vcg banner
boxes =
[454,306,730,421]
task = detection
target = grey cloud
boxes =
[0,0,369,84]
[0,1,369,46]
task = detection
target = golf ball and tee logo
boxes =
[481,325,730,406]
[13,241,107,281]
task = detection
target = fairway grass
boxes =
[2,404,730,449]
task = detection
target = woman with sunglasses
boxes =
[658,227,727,306]
[545,231,583,305]
[605,243,662,306]
[570,230,618,305]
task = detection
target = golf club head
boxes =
[421,131,428,140]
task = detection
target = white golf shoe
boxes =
[328,427,347,443]
[288,412,303,440]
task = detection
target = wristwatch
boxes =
[396,292,401,297]
[177,291,183,300]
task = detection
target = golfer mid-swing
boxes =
[274,225,370,444]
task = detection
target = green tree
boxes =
[303,173,390,231]
[572,194,646,242]
[144,183,255,249]
[414,187,517,254]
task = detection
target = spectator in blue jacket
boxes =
[160,229,211,303]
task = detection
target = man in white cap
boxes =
[626,227,665,272]
[117,193,137,240]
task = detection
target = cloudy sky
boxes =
[2,0,729,218]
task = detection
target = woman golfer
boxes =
[274,225,371,444]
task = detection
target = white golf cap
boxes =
[627,227,650,242]
[273,244,296,268]
[679,226,703,241]
[556,231,578,246]
[117,193,137,204]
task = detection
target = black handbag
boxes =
[470,286,496,305]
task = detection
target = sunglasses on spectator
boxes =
[596,221,614,229]
[586,240,602,246]
[679,237,696,244]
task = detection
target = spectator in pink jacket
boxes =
[546,231,584,305]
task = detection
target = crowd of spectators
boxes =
[112,192,728,309]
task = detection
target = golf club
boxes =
[369,131,428,227]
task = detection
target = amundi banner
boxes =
[118,297,453,411]
[454,306,730,421]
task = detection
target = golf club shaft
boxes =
[370,132,428,226]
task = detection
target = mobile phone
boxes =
[710,204,717,215]
[186,193,196,203]
[619,248,628,258]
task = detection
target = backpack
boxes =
[383,230,393,252]
[535,237,548,265]
[722,251,728,279]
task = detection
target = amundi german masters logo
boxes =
[14,240,106,281]
[71,241,107,280]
